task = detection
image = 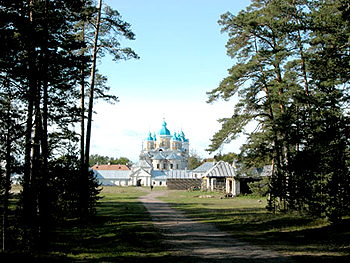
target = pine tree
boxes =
[207,0,303,211]
[0,0,92,246]
[81,0,139,174]
[207,0,350,220]
[296,0,350,221]
[73,0,138,216]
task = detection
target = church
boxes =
[139,119,189,171]
[93,119,191,187]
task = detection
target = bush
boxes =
[46,155,101,221]
[248,177,269,197]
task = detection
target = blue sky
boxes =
[90,0,252,162]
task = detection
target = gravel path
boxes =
[139,190,293,263]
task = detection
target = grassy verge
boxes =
[50,186,172,262]
[1,186,170,262]
[2,187,349,262]
[160,190,350,263]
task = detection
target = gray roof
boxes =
[235,164,272,178]
[151,169,192,180]
[166,170,191,179]
[252,165,271,177]
[152,170,167,180]
[135,159,153,169]
[153,152,166,160]
[192,162,214,173]
[146,148,182,157]
[166,152,181,160]
[94,170,131,180]
[204,161,236,178]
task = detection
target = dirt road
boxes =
[139,190,293,263]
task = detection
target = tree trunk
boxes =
[22,0,42,243]
[85,0,102,172]
[2,123,11,252]
[2,87,12,252]
[37,0,49,240]
[254,34,285,212]
[81,23,85,172]
[82,0,102,216]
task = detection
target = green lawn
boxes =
[160,189,350,263]
[1,186,349,262]
[48,187,171,262]
[1,187,170,262]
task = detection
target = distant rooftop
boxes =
[192,162,214,173]
[91,164,130,171]
[94,170,131,179]
[204,161,236,178]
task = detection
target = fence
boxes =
[167,178,202,190]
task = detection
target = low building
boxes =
[203,161,239,195]
[94,170,131,186]
[152,170,167,186]
[203,161,272,196]
[151,169,193,186]
[191,162,214,179]
[130,167,152,186]
[92,164,132,186]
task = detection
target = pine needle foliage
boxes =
[207,0,350,221]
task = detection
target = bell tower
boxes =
[146,132,155,150]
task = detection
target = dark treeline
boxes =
[207,0,350,222]
[89,154,132,167]
[0,0,137,252]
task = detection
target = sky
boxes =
[90,0,252,162]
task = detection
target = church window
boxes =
[170,164,173,169]
[157,164,160,169]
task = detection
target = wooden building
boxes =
[203,161,240,195]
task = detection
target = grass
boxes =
[48,186,172,262]
[160,190,350,263]
[1,186,349,262]
[1,186,170,262]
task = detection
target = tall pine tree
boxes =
[207,0,350,219]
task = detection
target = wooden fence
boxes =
[167,179,202,190]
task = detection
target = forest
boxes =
[207,0,350,222]
[0,0,138,251]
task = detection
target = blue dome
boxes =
[179,130,186,141]
[176,132,182,141]
[172,132,178,141]
[158,120,171,136]
[147,132,154,141]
